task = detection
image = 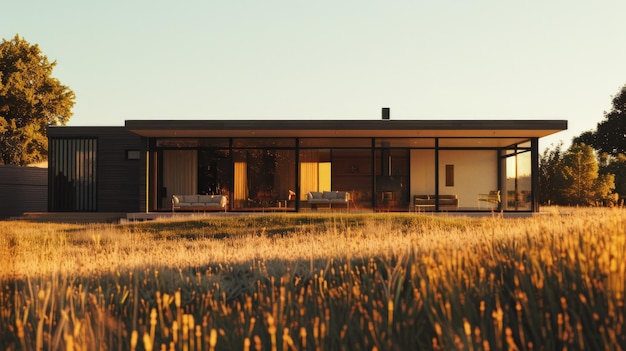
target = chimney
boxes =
[382,107,390,120]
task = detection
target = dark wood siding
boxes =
[47,127,145,212]
[0,165,47,218]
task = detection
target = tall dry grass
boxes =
[0,208,624,350]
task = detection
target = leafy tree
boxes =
[572,130,595,148]
[538,142,565,205]
[573,84,626,204]
[599,153,626,204]
[575,84,626,157]
[558,143,614,206]
[0,34,75,165]
[540,142,616,206]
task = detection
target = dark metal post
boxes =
[531,138,539,212]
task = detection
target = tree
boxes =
[573,84,626,204]
[599,153,626,204]
[539,142,616,206]
[576,84,626,157]
[572,130,595,148]
[538,142,565,205]
[0,34,75,165]
[558,143,614,206]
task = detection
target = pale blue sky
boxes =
[4,1,626,150]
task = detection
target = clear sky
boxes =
[4,1,626,151]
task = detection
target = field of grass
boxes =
[0,208,624,350]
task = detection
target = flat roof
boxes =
[125,119,567,138]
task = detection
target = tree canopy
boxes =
[539,143,615,206]
[574,84,626,156]
[572,84,626,202]
[559,143,614,205]
[538,142,565,205]
[0,34,75,165]
[599,153,626,202]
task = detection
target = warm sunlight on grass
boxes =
[0,208,624,350]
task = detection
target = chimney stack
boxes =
[382,107,390,120]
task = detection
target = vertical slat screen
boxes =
[49,137,97,211]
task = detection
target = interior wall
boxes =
[409,149,435,197]
[439,150,498,208]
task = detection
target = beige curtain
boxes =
[163,150,198,208]
[299,150,319,200]
[234,161,248,208]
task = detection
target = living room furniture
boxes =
[477,190,501,208]
[378,191,400,211]
[306,191,350,210]
[413,194,459,211]
[172,194,228,212]
[414,204,436,212]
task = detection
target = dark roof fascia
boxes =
[47,126,129,137]
[124,119,567,132]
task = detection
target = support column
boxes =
[434,138,439,211]
[531,137,539,212]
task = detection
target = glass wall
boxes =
[331,149,372,210]
[151,137,537,212]
[162,150,197,205]
[374,148,409,211]
[298,148,372,210]
[410,149,436,210]
[438,149,499,211]
[49,138,97,211]
[198,149,231,197]
[298,139,372,210]
[299,149,331,200]
[502,144,532,211]
[232,148,296,210]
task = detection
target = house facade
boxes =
[47,117,567,213]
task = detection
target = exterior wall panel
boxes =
[0,165,47,218]
[97,129,144,212]
[47,127,144,212]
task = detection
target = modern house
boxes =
[46,113,566,214]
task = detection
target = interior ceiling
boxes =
[437,138,529,148]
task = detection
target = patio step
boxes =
[12,212,126,223]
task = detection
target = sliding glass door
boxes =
[232,148,296,210]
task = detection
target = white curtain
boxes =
[163,150,197,207]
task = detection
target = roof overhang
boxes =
[125,119,567,139]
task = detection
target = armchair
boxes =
[477,190,501,208]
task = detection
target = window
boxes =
[49,138,97,211]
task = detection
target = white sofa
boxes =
[306,191,350,210]
[171,195,228,212]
